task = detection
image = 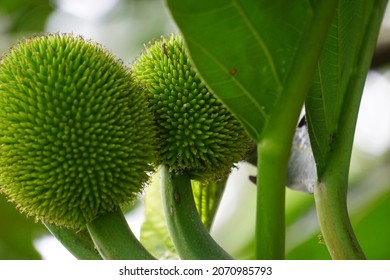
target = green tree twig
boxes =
[86,208,155,260]
[160,165,233,259]
[44,223,102,260]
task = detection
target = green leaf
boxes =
[166,0,313,142]
[140,171,178,259]
[306,0,382,175]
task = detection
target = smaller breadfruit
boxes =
[132,34,250,180]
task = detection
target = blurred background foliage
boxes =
[1,0,390,260]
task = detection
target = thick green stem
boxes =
[160,165,232,259]
[44,223,102,260]
[315,182,365,259]
[314,92,365,259]
[314,0,388,260]
[255,0,338,259]
[256,142,287,259]
[87,208,155,260]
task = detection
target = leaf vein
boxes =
[231,0,282,87]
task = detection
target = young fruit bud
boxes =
[0,34,156,229]
[132,34,250,180]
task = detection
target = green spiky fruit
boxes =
[132,34,250,180]
[0,34,156,229]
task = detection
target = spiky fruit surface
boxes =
[0,34,156,229]
[132,35,250,180]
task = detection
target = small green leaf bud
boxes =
[0,34,156,229]
[132,34,250,180]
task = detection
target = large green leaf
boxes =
[306,0,386,175]
[166,0,314,142]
